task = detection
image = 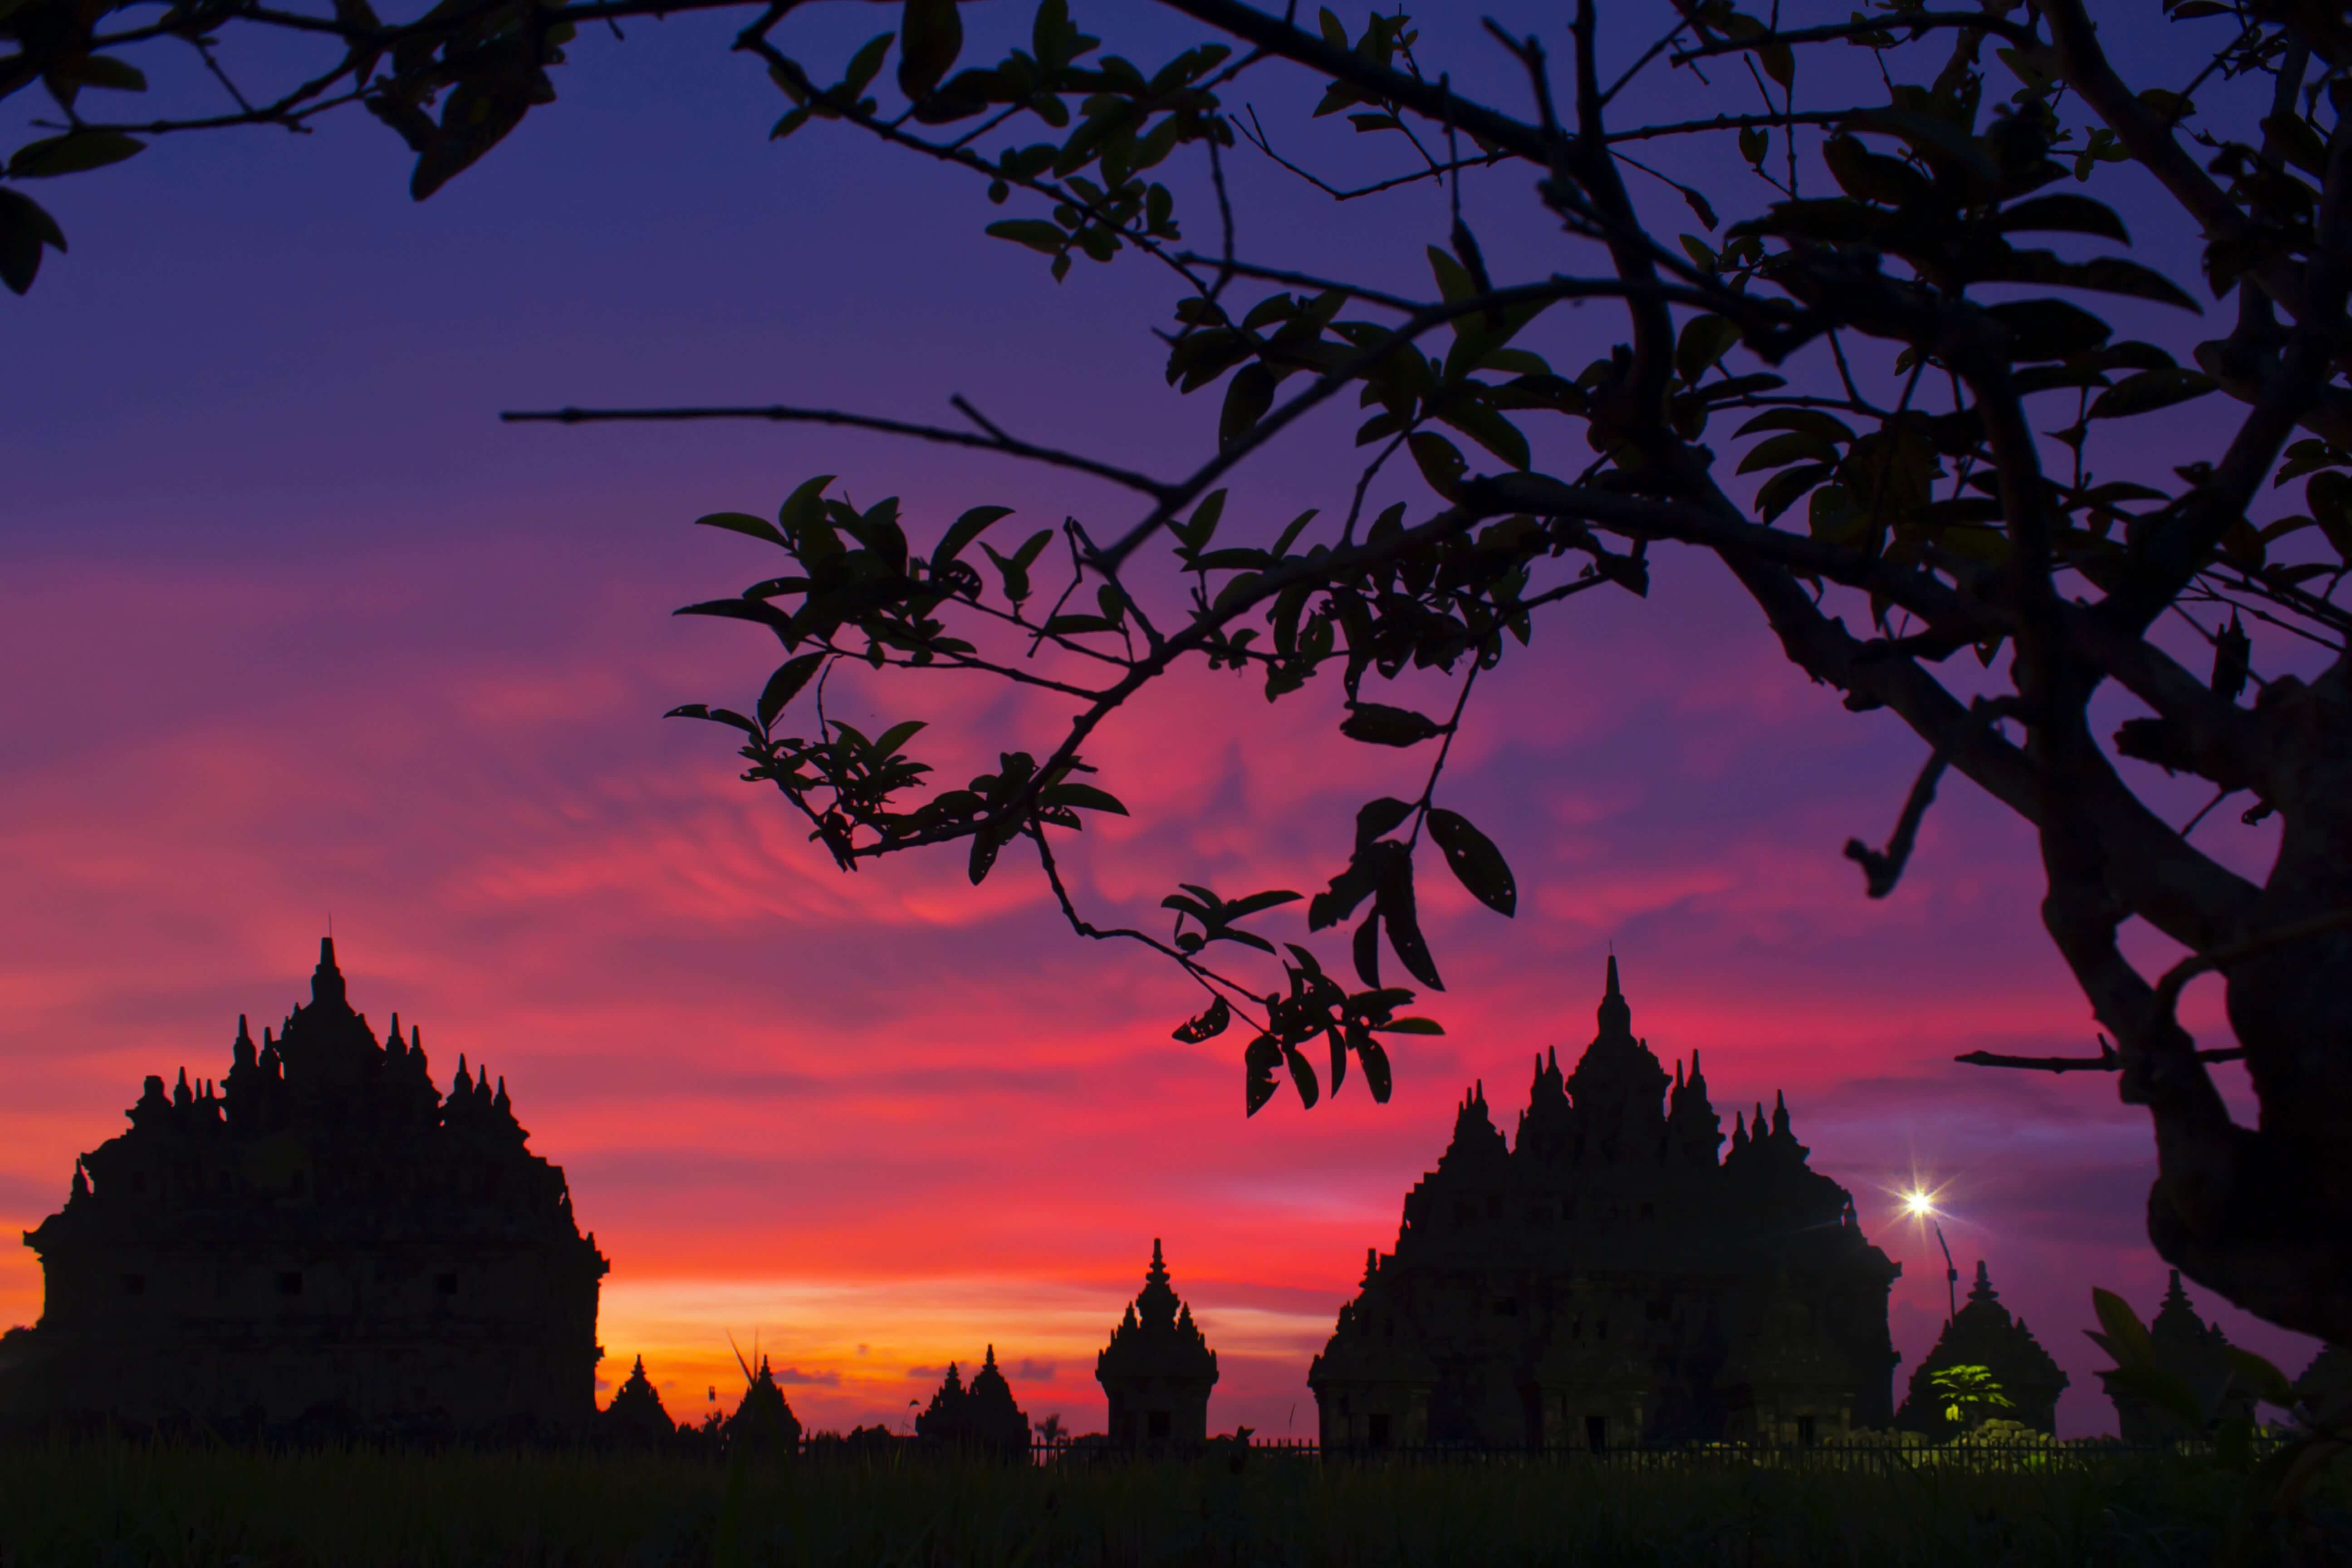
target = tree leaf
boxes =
[1355,796,1415,848]
[1427,808,1516,916]
[2223,1344,2298,1411]
[2087,368,2216,420]
[1245,1034,1282,1115]
[985,219,1068,256]
[1996,192,2130,243]
[841,31,895,98]
[1222,888,1302,918]
[932,504,1014,572]
[2089,1287,2158,1366]
[1039,781,1128,815]
[1985,299,2112,362]
[1172,994,1231,1043]
[1406,430,1466,498]
[8,131,144,179]
[897,0,963,103]
[1220,362,1276,450]
[0,186,67,296]
[2309,471,2352,561]
[1375,851,1442,990]
[1675,315,1742,388]
[675,598,795,637]
[756,652,826,728]
[1359,1036,1393,1102]
[1339,704,1445,747]
[1736,430,1840,474]
[1735,408,1856,444]
[65,55,148,93]
[1352,910,1382,987]
[697,511,788,546]
[664,704,761,735]
[776,474,836,545]
[1284,1044,1320,1108]
[1377,1017,1445,1034]
[967,818,1009,884]
[1755,462,1836,523]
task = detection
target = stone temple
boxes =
[1309,959,1899,1450]
[1894,1259,2068,1436]
[1095,1240,1219,1445]
[0,940,608,1441]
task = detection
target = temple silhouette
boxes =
[2092,1269,2254,1442]
[0,939,608,1441]
[1309,959,1900,1449]
[1895,1260,2068,1435]
[1095,1240,1219,1445]
[917,1346,1030,1455]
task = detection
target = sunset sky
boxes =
[3,1,2323,1438]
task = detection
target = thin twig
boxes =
[500,402,1175,500]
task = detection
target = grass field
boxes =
[0,1441,2343,1567]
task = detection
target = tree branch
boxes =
[499,402,1175,500]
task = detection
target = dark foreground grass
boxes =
[0,1442,2344,1568]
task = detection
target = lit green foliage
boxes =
[1929,1363,2015,1429]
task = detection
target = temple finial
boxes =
[311,935,347,1009]
[1597,955,1631,1034]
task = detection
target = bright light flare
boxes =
[1902,1189,1940,1220]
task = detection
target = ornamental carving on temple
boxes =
[1095,1240,1219,1446]
[1308,958,1900,1450]
[0,939,608,1441]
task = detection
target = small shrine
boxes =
[1095,1240,1219,1446]
[916,1346,1030,1454]
[724,1356,804,1453]
[1896,1261,2069,1436]
[2099,1270,2256,1441]
[600,1355,679,1448]
[0,939,608,1441]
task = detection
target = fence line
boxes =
[992,1436,2230,1473]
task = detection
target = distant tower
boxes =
[1096,1240,1219,1445]
[2100,1270,2255,1442]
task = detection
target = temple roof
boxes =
[25,938,595,1258]
[1562,956,1670,1112]
[1097,1240,1217,1384]
[1914,1262,2068,1396]
[1436,1082,1510,1176]
[2150,1269,2229,1352]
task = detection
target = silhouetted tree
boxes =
[9,1,2352,1348]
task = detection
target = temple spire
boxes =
[1597,955,1631,1036]
[311,936,347,1009]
